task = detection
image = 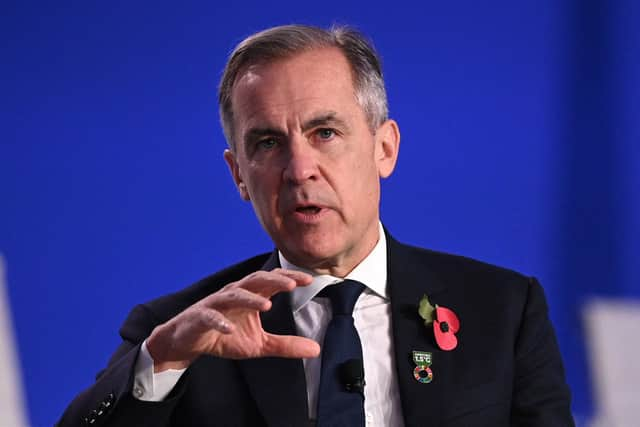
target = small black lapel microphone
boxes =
[340,358,365,396]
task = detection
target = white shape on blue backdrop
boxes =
[584,298,640,427]
[0,255,29,427]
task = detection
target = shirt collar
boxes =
[281,222,388,313]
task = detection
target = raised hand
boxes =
[146,269,320,372]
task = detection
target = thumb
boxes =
[263,334,321,359]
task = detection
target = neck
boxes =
[280,222,382,278]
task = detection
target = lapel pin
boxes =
[412,350,433,383]
[418,294,461,351]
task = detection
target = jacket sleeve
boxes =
[55,304,188,427]
[510,277,575,426]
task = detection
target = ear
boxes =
[374,119,400,178]
[224,149,250,201]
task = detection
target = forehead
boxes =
[230,48,360,130]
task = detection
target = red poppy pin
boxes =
[418,295,460,351]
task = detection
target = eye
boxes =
[256,138,277,150]
[316,128,336,140]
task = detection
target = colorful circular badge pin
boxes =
[413,365,433,383]
[412,350,433,384]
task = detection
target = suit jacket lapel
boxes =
[237,237,456,426]
[387,234,450,427]
[238,251,311,426]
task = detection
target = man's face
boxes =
[224,47,399,276]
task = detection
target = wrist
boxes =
[146,326,192,373]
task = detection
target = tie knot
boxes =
[319,279,365,315]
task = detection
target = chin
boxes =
[281,238,343,268]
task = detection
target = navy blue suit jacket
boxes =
[58,233,574,426]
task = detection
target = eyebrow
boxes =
[243,111,350,147]
[301,111,350,133]
[244,127,287,146]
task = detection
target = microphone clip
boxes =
[340,358,366,396]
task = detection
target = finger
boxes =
[233,271,298,297]
[202,287,272,312]
[270,268,313,285]
[238,270,312,297]
[262,333,321,359]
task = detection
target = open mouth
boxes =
[296,206,322,215]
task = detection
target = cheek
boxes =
[340,168,379,212]
[247,174,281,216]
[353,152,380,188]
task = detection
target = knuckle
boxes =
[200,309,221,326]
[223,287,254,305]
[249,271,268,281]
[225,288,241,300]
[222,278,242,290]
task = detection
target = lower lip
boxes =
[290,208,328,224]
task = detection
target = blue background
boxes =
[1,1,638,425]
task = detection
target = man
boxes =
[58,25,574,426]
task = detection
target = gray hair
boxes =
[218,24,388,148]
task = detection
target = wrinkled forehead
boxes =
[232,44,353,84]
[230,48,359,129]
[231,48,356,101]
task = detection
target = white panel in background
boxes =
[584,298,640,427]
[0,255,29,427]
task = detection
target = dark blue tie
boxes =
[316,280,366,427]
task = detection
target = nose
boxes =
[282,136,318,184]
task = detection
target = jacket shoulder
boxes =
[395,240,531,281]
[390,239,536,301]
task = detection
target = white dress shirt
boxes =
[133,223,404,426]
